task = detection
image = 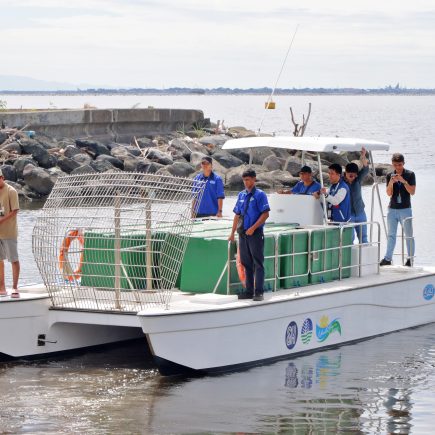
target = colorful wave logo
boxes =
[316,316,342,342]
[301,318,313,344]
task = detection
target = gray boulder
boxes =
[72,153,92,166]
[0,131,7,145]
[227,126,256,138]
[71,165,97,175]
[0,164,17,182]
[95,154,124,169]
[272,148,292,160]
[251,147,275,165]
[257,170,298,187]
[14,158,37,179]
[263,155,285,171]
[226,148,250,164]
[136,159,164,174]
[135,137,154,148]
[123,155,140,172]
[111,146,136,162]
[23,166,55,195]
[224,165,264,189]
[20,140,57,169]
[211,150,244,168]
[169,139,209,160]
[198,135,228,147]
[2,141,22,154]
[36,133,58,150]
[146,149,173,165]
[75,139,110,157]
[57,157,81,174]
[165,161,195,178]
[320,151,349,167]
[124,145,143,157]
[90,159,117,173]
[170,150,188,162]
[63,145,81,158]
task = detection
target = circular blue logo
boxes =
[423,284,435,301]
[285,321,298,350]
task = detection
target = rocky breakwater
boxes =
[0,125,391,201]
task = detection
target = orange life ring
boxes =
[59,229,84,281]
[236,246,246,288]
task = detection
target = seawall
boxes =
[0,108,205,142]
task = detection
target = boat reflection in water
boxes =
[145,324,434,434]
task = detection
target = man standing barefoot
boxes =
[0,170,20,298]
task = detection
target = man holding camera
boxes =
[380,153,416,266]
[228,169,270,301]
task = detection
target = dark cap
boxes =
[299,165,312,174]
[201,156,213,164]
[242,168,256,178]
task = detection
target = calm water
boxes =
[2,95,435,434]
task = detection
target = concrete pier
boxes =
[0,108,205,142]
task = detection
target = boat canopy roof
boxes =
[222,136,390,152]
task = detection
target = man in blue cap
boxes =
[229,169,270,301]
[192,156,225,218]
[279,165,321,195]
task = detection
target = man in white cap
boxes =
[0,169,20,298]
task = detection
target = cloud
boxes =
[0,0,434,88]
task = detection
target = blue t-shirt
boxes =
[193,172,225,215]
[291,180,321,195]
[233,187,270,230]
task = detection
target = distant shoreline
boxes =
[1,88,435,96]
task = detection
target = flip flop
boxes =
[0,292,7,297]
[10,292,20,299]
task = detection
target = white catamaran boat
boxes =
[1,136,434,376]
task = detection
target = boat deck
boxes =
[140,265,435,315]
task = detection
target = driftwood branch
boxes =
[289,103,312,137]
[0,123,30,149]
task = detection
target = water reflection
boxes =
[0,323,434,433]
[142,325,435,434]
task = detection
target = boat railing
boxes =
[223,221,382,294]
[32,172,205,312]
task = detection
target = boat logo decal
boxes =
[301,318,313,345]
[285,321,298,350]
[423,284,435,301]
[316,316,341,342]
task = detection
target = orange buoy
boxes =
[59,229,84,281]
[236,246,246,288]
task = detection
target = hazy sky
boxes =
[2,0,435,88]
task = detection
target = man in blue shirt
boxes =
[229,169,270,301]
[279,165,321,195]
[344,147,369,244]
[192,156,225,218]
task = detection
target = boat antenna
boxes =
[257,24,299,135]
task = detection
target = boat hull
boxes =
[0,291,144,358]
[139,273,435,374]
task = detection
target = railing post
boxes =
[114,191,122,310]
